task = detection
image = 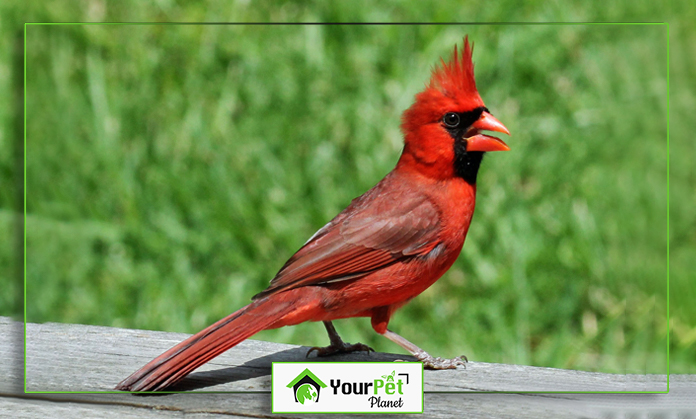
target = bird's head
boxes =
[398,37,510,184]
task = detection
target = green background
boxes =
[0,1,692,377]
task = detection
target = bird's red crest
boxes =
[402,37,485,133]
[429,37,480,102]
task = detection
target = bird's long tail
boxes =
[115,295,296,391]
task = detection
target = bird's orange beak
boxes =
[465,111,510,152]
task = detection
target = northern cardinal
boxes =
[116,37,510,392]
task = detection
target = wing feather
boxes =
[253,176,442,299]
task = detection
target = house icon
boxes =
[286,368,328,404]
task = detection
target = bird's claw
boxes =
[306,342,374,358]
[416,352,468,369]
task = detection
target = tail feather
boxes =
[115,296,293,391]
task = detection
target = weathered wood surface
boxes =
[20,318,666,393]
[2,317,693,418]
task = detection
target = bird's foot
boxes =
[306,341,374,358]
[415,351,468,369]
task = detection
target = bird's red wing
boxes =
[253,183,442,299]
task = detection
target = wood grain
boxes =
[2,317,690,418]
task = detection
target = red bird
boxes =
[116,37,510,392]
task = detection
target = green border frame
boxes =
[22,22,670,396]
[271,362,425,414]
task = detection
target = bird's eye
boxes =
[442,112,460,128]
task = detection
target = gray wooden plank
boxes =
[0,316,23,394]
[0,396,248,419]
[5,385,696,419]
[18,318,667,392]
[1,317,694,418]
[1,393,583,419]
[7,393,593,419]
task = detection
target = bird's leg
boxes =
[381,329,467,369]
[306,321,374,358]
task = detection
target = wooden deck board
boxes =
[20,318,666,393]
[1,317,689,418]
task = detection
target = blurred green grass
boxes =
[0,1,690,376]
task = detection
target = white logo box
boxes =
[272,362,423,414]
